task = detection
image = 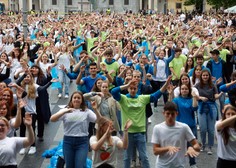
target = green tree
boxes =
[207,0,236,9]
[184,0,203,12]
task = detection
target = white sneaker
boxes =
[58,94,62,98]
[148,118,152,124]
[64,94,69,98]
[19,148,26,155]
[190,165,198,168]
[28,146,36,155]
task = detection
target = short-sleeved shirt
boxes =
[0,137,25,166]
[169,55,187,80]
[59,108,96,137]
[118,94,150,133]
[90,136,122,167]
[215,121,236,161]
[82,74,106,92]
[151,121,195,168]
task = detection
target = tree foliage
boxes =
[184,0,236,10]
[207,0,236,9]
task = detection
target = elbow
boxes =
[50,117,57,122]
[153,150,159,156]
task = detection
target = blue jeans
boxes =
[124,133,150,168]
[198,104,217,148]
[58,70,69,95]
[63,136,89,168]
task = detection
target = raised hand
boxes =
[90,100,98,110]
[23,112,32,126]
[18,99,27,109]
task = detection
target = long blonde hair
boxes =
[21,73,36,99]
[96,117,113,146]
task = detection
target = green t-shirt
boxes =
[220,49,230,62]
[104,61,119,78]
[169,54,187,80]
[87,37,98,54]
[119,94,150,133]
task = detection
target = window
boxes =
[176,3,182,9]
[124,0,129,5]
[68,0,72,5]
[109,0,114,5]
[52,0,57,5]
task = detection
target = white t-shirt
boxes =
[59,109,96,137]
[7,118,16,137]
[0,137,24,166]
[215,120,236,161]
[151,121,195,168]
[174,86,199,98]
[39,61,52,77]
[90,136,122,168]
[153,59,167,81]
[24,83,39,114]
[57,53,70,70]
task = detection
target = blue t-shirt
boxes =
[82,74,106,92]
[173,97,198,127]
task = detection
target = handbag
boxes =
[56,156,65,168]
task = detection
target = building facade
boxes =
[3,0,212,14]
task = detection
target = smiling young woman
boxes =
[50,91,97,168]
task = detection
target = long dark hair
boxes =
[192,65,202,85]
[179,84,192,98]
[184,57,194,73]
[67,91,87,111]
[221,105,236,145]
[199,69,213,88]
[30,65,45,84]
[91,78,103,92]
[178,73,191,89]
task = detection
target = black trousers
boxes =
[217,157,236,168]
[20,109,37,146]
[36,104,44,138]
[152,81,168,106]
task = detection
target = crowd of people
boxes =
[0,10,236,168]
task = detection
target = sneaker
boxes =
[154,107,158,112]
[131,160,136,168]
[58,94,62,98]
[190,164,198,168]
[200,146,205,152]
[64,94,69,99]
[19,148,26,155]
[28,146,36,155]
[197,125,200,130]
[207,148,213,155]
[148,118,152,124]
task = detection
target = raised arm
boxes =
[23,113,35,148]
[50,108,74,122]
[216,105,236,131]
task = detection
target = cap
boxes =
[210,49,220,55]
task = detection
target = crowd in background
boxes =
[0,11,236,168]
